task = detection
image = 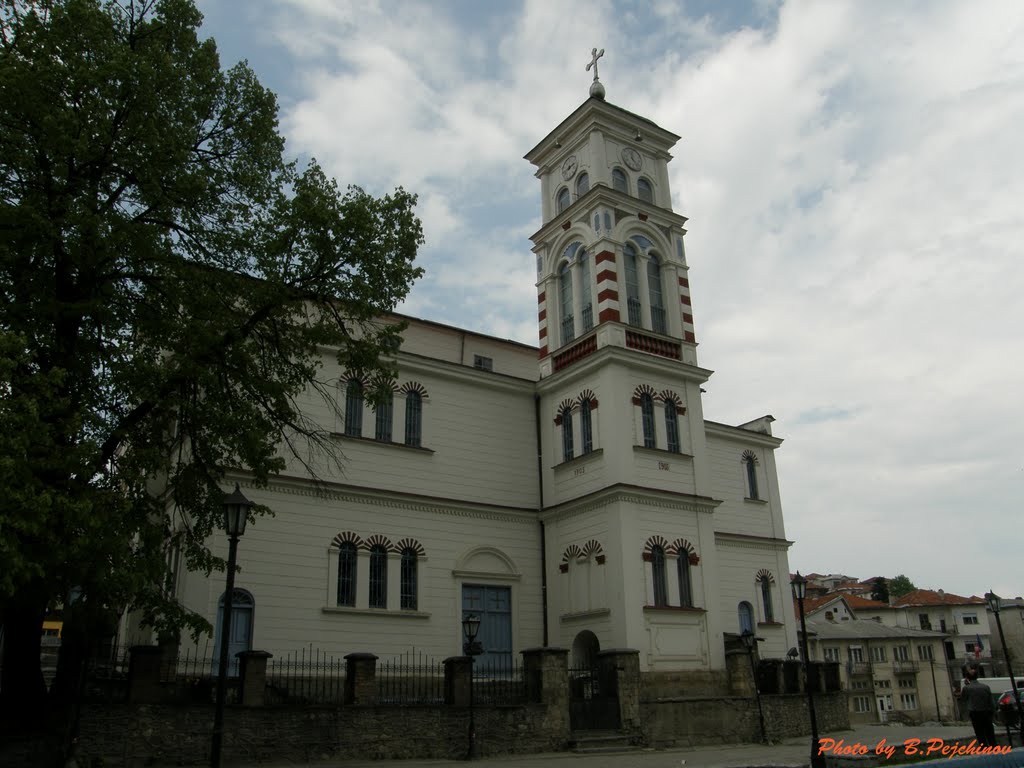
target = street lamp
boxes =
[792,572,825,768]
[210,484,252,768]
[462,614,484,760]
[986,590,1024,744]
[741,630,767,742]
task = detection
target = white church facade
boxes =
[171,75,800,686]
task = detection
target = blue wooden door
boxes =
[462,585,512,672]
[213,589,253,677]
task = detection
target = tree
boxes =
[889,574,917,598]
[0,0,422,740]
[871,577,890,603]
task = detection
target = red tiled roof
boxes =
[893,589,984,607]
[844,594,890,609]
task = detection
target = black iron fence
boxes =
[265,645,346,706]
[377,648,444,705]
[473,659,526,705]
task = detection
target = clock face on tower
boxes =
[621,147,642,171]
[561,155,578,180]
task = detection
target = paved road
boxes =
[246,723,992,768]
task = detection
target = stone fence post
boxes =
[128,645,163,703]
[237,650,272,706]
[443,656,472,707]
[344,652,378,705]
[521,648,570,746]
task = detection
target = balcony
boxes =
[847,661,873,676]
[625,330,681,361]
[553,335,598,372]
[892,660,919,674]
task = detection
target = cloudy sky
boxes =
[195,0,1024,601]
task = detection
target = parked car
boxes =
[994,689,1023,725]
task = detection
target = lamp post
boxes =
[462,614,484,760]
[210,484,252,768]
[986,590,1024,744]
[741,630,767,742]
[792,572,825,768]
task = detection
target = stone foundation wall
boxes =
[75,701,562,765]
[641,692,849,748]
[641,668,732,698]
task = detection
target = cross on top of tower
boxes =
[586,48,606,100]
[586,48,604,81]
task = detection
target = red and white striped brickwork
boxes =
[595,249,620,324]
[537,287,548,358]
[679,275,696,343]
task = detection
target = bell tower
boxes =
[526,52,700,378]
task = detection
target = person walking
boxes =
[961,668,997,747]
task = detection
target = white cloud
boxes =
[197,0,1024,598]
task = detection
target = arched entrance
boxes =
[213,588,254,677]
[568,630,620,731]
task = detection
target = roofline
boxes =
[391,310,538,353]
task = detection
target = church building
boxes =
[171,64,800,688]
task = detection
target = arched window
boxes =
[557,187,571,213]
[337,542,357,607]
[576,172,589,197]
[623,244,641,327]
[400,547,418,610]
[559,260,574,345]
[578,250,593,332]
[640,392,655,449]
[404,391,422,447]
[664,400,680,453]
[580,398,593,454]
[637,178,653,203]
[759,574,774,623]
[651,545,668,606]
[744,452,759,499]
[647,253,666,334]
[344,379,363,437]
[369,545,388,608]
[561,407,574,462]
[375,390,393,441]
[739,601,755,634]
[612,167,628,193]
[678,555,693,608]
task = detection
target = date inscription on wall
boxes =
[574,466,586,477]
[658,462,670,471]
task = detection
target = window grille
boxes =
[400,548,418,610]
[375,392,393,441]
[677,555,693,607]
[651,545,668,606]
[640,393,656,448]
[738,601,754,633]
[579,252,593,332]
[745,454,759,499]
[612,168,627,193]
[369,545,388,608]
[624,245,641,327]
[337,542,357,607]
[580,399,593,454]
[559,261,574,345]
[344,379,363,437]
[665,401,680,453]
[637,178,653,203]
[648,254,666,334]
[404,391,422,447]
[562,408,574,462]
[760,576,774,622]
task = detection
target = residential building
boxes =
[157,75,801,686]
[987,596,1024,677]
[803,617,954,724]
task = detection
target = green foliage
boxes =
[871,577,890,603]
[889,574,916,598]
[0,0,423,644]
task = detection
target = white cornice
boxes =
[236,473,538,525]
[541,483,720,524]
[705,421,783,448]
[714,532,794,552]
